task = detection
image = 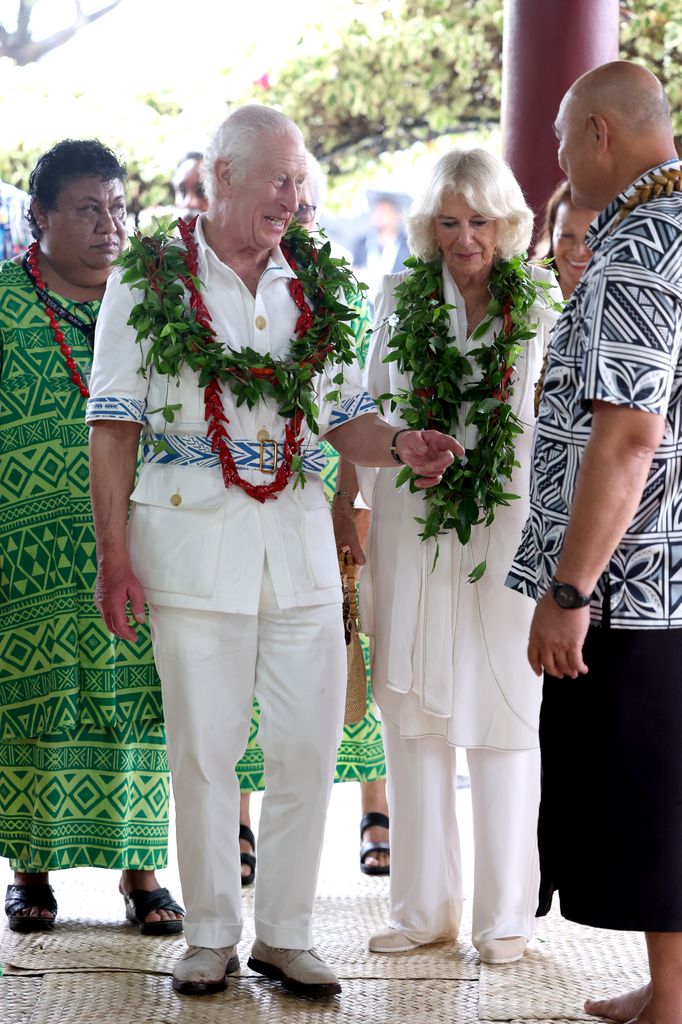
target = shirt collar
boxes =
[587,158,682,252]
[193,214,298,283]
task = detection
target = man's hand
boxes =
[527,592,590,678]
[397,430,465,488]
[95,558,146,642]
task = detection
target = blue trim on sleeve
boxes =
[86,396,146,424]
[328,391,376,428]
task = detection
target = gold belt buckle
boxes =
[258,439,278,474]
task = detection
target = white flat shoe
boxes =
[477,935,527,965]
[368,927,422,953]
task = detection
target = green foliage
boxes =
[1,1,680,209]
[245,0,504,174]
[241,0,682,175]
[379,255,561,579]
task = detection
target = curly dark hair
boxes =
[27,139,127,239]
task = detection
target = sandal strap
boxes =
[5,883,57,917]
[124,886,184,922]
[240,852,256,871]
[360,841,391,864]
[360,811,389,837]
[239,823,256,850]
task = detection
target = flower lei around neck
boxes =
[117,217,363,501]
[380,254,561,580]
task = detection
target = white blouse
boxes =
[360,262,561,749]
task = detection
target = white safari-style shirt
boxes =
[86,217,375,613]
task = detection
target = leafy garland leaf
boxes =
[382,254,561,578]
[115,220,365,470]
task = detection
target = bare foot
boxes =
[585,983,651,1022]
[12,871,55,921]
[120,870,183,925]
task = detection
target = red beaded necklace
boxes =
[25,242,91,398]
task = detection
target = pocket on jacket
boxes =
[128,467,225,598]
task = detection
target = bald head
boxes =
[555,61,677,211]
[565,61,670,138]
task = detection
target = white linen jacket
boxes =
[86,217,375,613]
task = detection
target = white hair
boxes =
[304,151,327,210]
[407,148,534,262]
[203,104,304,204]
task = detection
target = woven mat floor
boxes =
[479,912,649,1021]
[3,973,481,1024]
[0,786,649,1023]
[0,879,477,981]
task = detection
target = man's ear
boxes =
[213,159,233,198]
[588,113,610,157]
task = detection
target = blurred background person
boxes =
[352,191,410,307]
[0,178,32,259]
[535,179,597,299]
[235,152,390,885]
[172,151,209,223]
[336,148,562,964]
[0,139,182,935]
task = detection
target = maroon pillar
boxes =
[501,0,619,236]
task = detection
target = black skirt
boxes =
[537,624,682,931]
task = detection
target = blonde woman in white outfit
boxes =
[334,148,561,965]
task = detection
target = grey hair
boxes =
[304,151,327,209]
[203,104,304,204]
[407,148,534,261]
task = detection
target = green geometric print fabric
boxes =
[236,296,386,791]
[0,259,168,870]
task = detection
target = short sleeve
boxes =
[86,268,149,424]
[581,268,682,417]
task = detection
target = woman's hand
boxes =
[397,429,464,488]
[332,501,366,566]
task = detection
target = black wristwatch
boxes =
[549,578,592,609]
[390,428,411,465]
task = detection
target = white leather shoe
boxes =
[248,939,341,998]
[368,927,422,953]
[477,936,527,965]
[172,944,240,995]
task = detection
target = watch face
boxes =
[552,582,588,608]
[553,585,576,608]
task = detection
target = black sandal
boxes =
[360,812,390,876]
[5,883,58,932]
[122,886,185,936]
[240,823,256,888]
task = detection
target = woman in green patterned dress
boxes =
[0,141,182,934]
[236,158,389,884]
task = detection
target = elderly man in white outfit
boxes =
[335,148,561,965]
[87,105,461,1000]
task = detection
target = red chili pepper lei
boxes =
[178,217,313,502]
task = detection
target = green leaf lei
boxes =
[116,218,364,446]
[379,254,561,580]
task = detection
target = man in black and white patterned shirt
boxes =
[507,62,682,1024]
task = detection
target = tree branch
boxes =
[0,0,123,65]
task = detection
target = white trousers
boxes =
[382,717,541,948]
[149,565,346,949]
